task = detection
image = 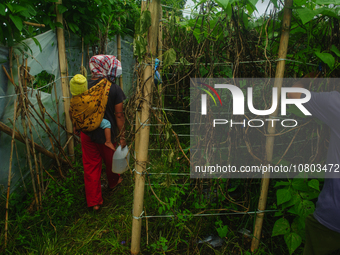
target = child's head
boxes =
[70,74,88,96]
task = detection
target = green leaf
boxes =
[9,14,23,31]
[0,3,6,16]
[300,190,319,200]
[277,188,292,205]
[296,8,318,24]
[318,7,340,19]
[163,48,176,68]
[291,216,305,240]
[284,232,302,255]
[20,10,31,18]
[330,45,340,58]
[139,10,151,34]
[288,204,298,215]
[32,37,42,52]
[192,28,202,43]
[68,22,79,33]
[274,181,290,188]
[315,52,335,69]
[12,4,27,13]
[315,0,339,3]
[216,225,229,238]
[270,0,279,8]
[292,178,308,192]
[308,179,320,191]
[246,0,258,15]
[287,104,307,118]
[133,36,147,61]
[297,200,315,218]
[179,57,190,66]
[282,189,300,210]
[26,5,37,16]
[274,211,283,217]
[272,218,290,236]
[226,3,232,19]
[215,0,229,10]
[6,3,13,13]
[57,5,68,14]
[55,22,64,29]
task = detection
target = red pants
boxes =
[81,132,120,207]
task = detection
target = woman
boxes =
[78,55,126,210]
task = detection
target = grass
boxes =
[0,142,298,255]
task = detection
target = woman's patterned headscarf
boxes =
[89,55,122,83]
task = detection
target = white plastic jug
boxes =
[112,145,130,174]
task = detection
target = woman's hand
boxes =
[120,138,126,148]
[73,126,80,137]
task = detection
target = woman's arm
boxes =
[287,72,317,99]
[115,102,126,148]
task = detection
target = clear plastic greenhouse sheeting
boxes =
[0,30,135,194]
[0,30,66,193]
[0,46,10,122]
[64,33,135,94]
[106,35,135,96]
[65,32,135,96]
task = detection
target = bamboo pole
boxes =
[251,0,293,251]
[157,6,163,122]
[15,142,27,192]
[56,0,74,161]
[4,100,17,248]
[141,0,147,12]
[39,153,45,194]
[16,58,39,211]
[131,0,160,254]
[53,81,61,143]
[117,18,123,90]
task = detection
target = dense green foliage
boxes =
[0,0,139,48]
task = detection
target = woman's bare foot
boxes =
[110,176,123,190]
[93,201,103,211]
[105,141,115,151]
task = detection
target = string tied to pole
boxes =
[132,210,145,220]
[132,168,144,175]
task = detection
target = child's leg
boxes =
[104,128,115,151]
[100,119,115,151]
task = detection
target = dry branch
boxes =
[0,121,69,165]
[23,21,45,27]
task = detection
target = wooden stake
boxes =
[251,0,294,251]
[158,6,163,61]
[9,47,14,82]
[56,0,74,161]
[157,6,164,122]
[117,18,123,90]
[53,81,61,143]
[131,0,160,254]
[39,153,45,194]
[4,100,17,248]
[131,62,152,255]
[141,0,147,12]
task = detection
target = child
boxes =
[70,74,115,151]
